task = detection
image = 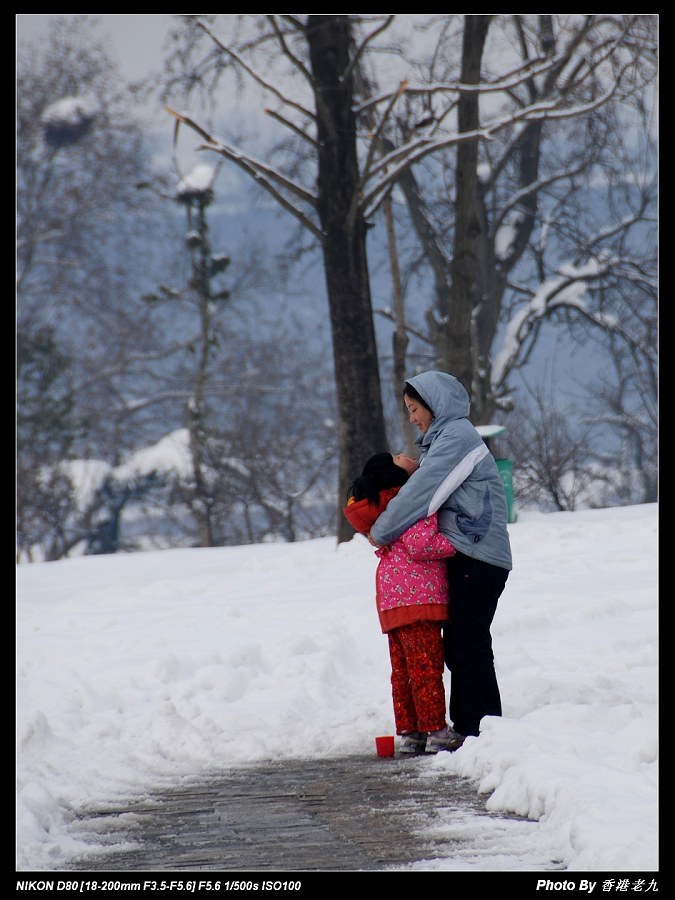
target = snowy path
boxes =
[61,755,565,873]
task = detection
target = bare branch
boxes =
[541,14,595,94]
[492,161,589,235]
[264,107,319,148]
[464,24,637,191]
[198,137,319,212]
[556,24,637,99]
[585,206,653,254]
[117,392,196,415]
[279,15,304,30]
[374,306,431,345]
[358,79,409,195]
[199,140,323,239]
[361,75,626,217]
[362,126,491,218]
[355,50,564,119]
[193,17,316,122]
[267,14,313,85]
[343,15,395,83]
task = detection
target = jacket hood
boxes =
[342,487,401,535]
[406,371,470,423]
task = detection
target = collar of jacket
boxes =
[342,486,401,535]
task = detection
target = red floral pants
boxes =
[387,620,447,734]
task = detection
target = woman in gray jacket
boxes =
[369,371,512,752]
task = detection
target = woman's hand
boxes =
[367,533,382,548]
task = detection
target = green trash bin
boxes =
[496,457,517,524]
[476,424,517,524]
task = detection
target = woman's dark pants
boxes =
[443,552,509,737]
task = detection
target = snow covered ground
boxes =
[16,503,658,874]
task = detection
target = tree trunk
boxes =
[383,193,416,456]
[306,16,388,542]
[386,142,453,370]
[186,197,216,547]
[441,15,491,410]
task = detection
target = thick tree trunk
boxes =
[441,15,491,411]
[306,16,388,542]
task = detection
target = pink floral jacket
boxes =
[343,489,456,633]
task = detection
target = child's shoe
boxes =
[399,731,427,754]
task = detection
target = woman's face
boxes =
[404,395,434,434]
[392,454,419,476]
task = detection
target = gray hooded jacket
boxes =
[369,371,513,571]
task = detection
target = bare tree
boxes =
[503,378,601,512]
[212,353,338,544]
[16,16,184,459]
[584,325,657,507]
[360,14,657,427]
[126,308,338,549]
[21,15,653,560]
[16,325,79,560]
[16,15,343,559]
[354,15,656,509]
[161,17,655,499]
[163,14,388,541]
[16,16,175,559]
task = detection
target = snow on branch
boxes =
[585,205,654,252]
[360,77,623,218]
[554,17,637,98]
[165,107,322,241]
[264,107,319,149]
[362,126,494,218]
[491,257,617,389]
[492,161,588,237]
[355,51,563,119]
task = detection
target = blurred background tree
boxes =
[16,14,657,559]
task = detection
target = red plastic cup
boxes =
[375,735,395,757]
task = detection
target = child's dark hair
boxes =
[403,382,434,414]
[347,452,410,506]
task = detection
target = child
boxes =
[343,452,457,754]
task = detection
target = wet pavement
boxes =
[64,753,564,872]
